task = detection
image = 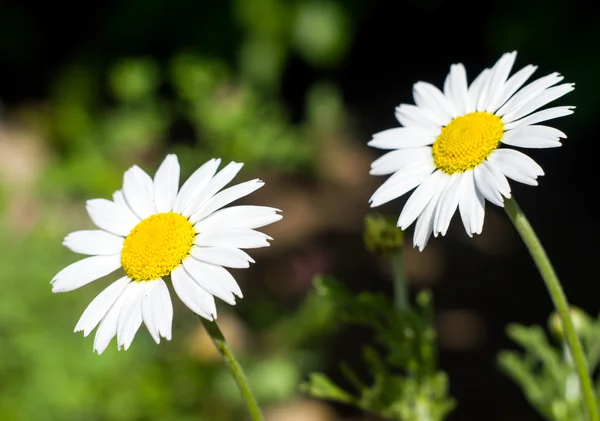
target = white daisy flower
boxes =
[368,51,574,251]
[52,155,282,354]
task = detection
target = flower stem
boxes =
[504,196,598,421]
[200,318,264,421]
[390,250,408,311]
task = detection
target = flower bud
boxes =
[363,214,404,255]
[548,307,591,341]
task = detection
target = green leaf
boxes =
[300,373,354,404]
[304,275,454,420]
[498,321,597,421]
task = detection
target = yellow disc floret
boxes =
[121,212,195,282]
[432,112,504,174]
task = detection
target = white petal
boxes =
[496,72,563,117]
[195,205,282,231]
[370,147,433,176]
[412,179,447,251]
[474,164,504,207]
[112,190,128,207]
[141,282,160,344]
[367,127,438,150]
[398,170,447,230]
[413,81,456,121]
[493,65,538,113]
[458,171,485,236]
[189,179,265,224]
[443,63,469,116]
[86,198,139,237]
[93,286,128,354]
[154,279,173,340]
[501,83,574,123]
[504,106,575,130]
[181,161,245,217]
[140,280,172,343]
[501,125,564,149]
[369,159,436,208]
[173,158,221,214]
[413,205,435,251]
[433,172,462,237]
[195,228,272,249]
[75,276,131,336]
[395,104,443,129]
[51,254,122,293]
[63,230,124,255]
[182,259,240,305]
[112,190,140,222]
[116,282,144,351]
[482,160,511,199]
[487,149,544,186]
[171,266,216,320]
[190,246,254,269]
[154,154,180,213]
[484,51,517,112]
[123,165,156,220]
[467,68,491,113]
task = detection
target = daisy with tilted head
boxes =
[51,155,281,354]
[368,51,574,250]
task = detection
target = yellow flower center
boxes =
[121,212,195,282]
[432,112,504,174]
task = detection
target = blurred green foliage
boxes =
[26,0,355,202]
[43,51,316,199]
[302,276,455,421]
[498,309,600,421]
[0,0,356,420]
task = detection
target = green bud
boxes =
[363,214,404,255]
[548,307,591,341]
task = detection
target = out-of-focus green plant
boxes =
[291,1,352,68]
[498,307,600,421]
[38,0,357,201]
[41,49,347,199]
[169,53,314,171]
[234,0,353,88]
[301,276,455,421]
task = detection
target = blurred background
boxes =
[0,0,598,420]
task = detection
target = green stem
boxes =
[504,197,598,421]
[390,250,408,311]
[200,318,264,421]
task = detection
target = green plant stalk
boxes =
[390,250,408,311]
[200,318,264,421]
[504,197,599,421]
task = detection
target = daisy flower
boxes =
[52,155,282,354]
[368,51,574,251]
